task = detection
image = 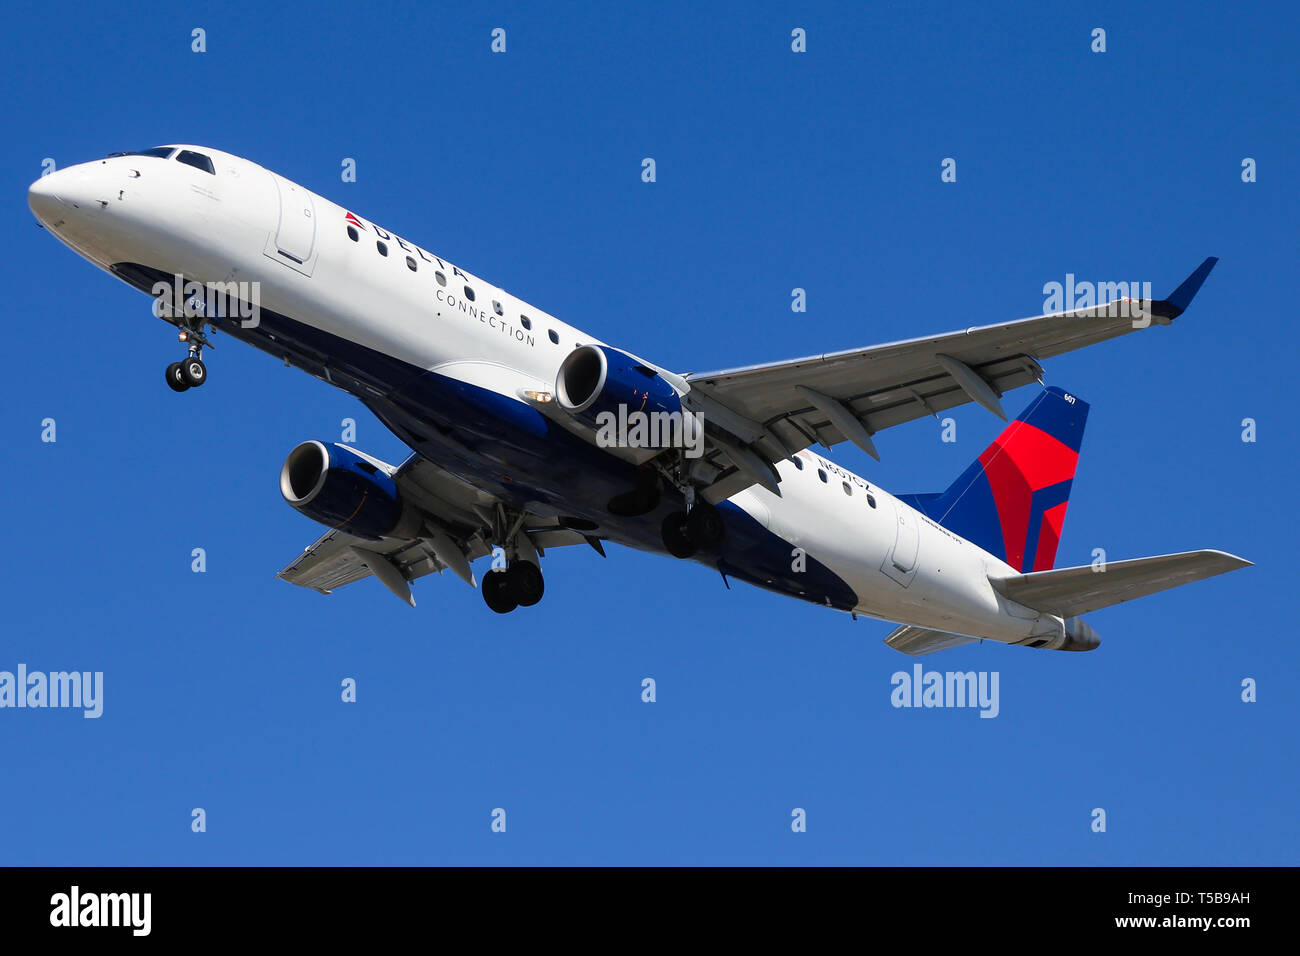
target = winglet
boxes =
[1152,257,1218,321]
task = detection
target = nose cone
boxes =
[28,173,65,225]
[28,164,111,228]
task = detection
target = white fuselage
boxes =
[28,145,1065,646]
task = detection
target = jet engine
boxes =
[1061,616,1101,651]
[1021,614,1102,652]
[554,344,686,446]
[280,440,403,539]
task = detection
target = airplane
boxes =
[27,145,1250,655]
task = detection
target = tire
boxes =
[180,357,207,387]
[482,568,518,614]
[661,511,696,559]
[510,561,545,607]
[165,362,190,392]
[686,502,725,550]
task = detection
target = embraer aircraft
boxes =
[28,146,1249,655]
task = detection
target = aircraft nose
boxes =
[28,164,111,227]
[28,173,66,224]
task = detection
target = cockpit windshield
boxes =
[108,147,177,160]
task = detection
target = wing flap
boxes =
[276,529,446,594]
[990,549,1251,618]
[278,538,372,593]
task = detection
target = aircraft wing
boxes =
[276,529,453,599]
[276,452,595,604]
[682,258,1218,502]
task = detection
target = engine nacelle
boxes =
[280,440,403,539]
[1019,613,1102,650]
[1022,614,1102,652]
[555,344,684,446]
[1061,615,1101,652]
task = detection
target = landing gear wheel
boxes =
[686,502,725,550]
[165,362,190,392]
[180,357,207,387]
[510,561,545,607]
[482,569,518,614]
[661,511,696,559]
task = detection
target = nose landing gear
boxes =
[164,327,211,392]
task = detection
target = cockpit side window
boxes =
[176,150,216,175]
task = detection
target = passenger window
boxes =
[406,256,417,272]
[818,469,828,483]
[376,241,388,256]
[493,300,503,316]
[520,316,532,330]
[176,150,215,175]
[464,286,476,301]
[435,271,447,286]
[867,494,877,509]
[792,457,803,470]
[842,482,852,495]
[548,329,559,345]
[347,226,359,242]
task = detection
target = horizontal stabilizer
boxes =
[990,549,1251,618]
[884,625,980,657]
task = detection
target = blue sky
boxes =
[1,0,1295,864]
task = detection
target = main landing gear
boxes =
[481,560,545,614]
[652,457,725,559]
[479,506,547,614]
[660,498,725,559]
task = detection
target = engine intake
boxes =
[280,440,403,539]
[555,344,684,444]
